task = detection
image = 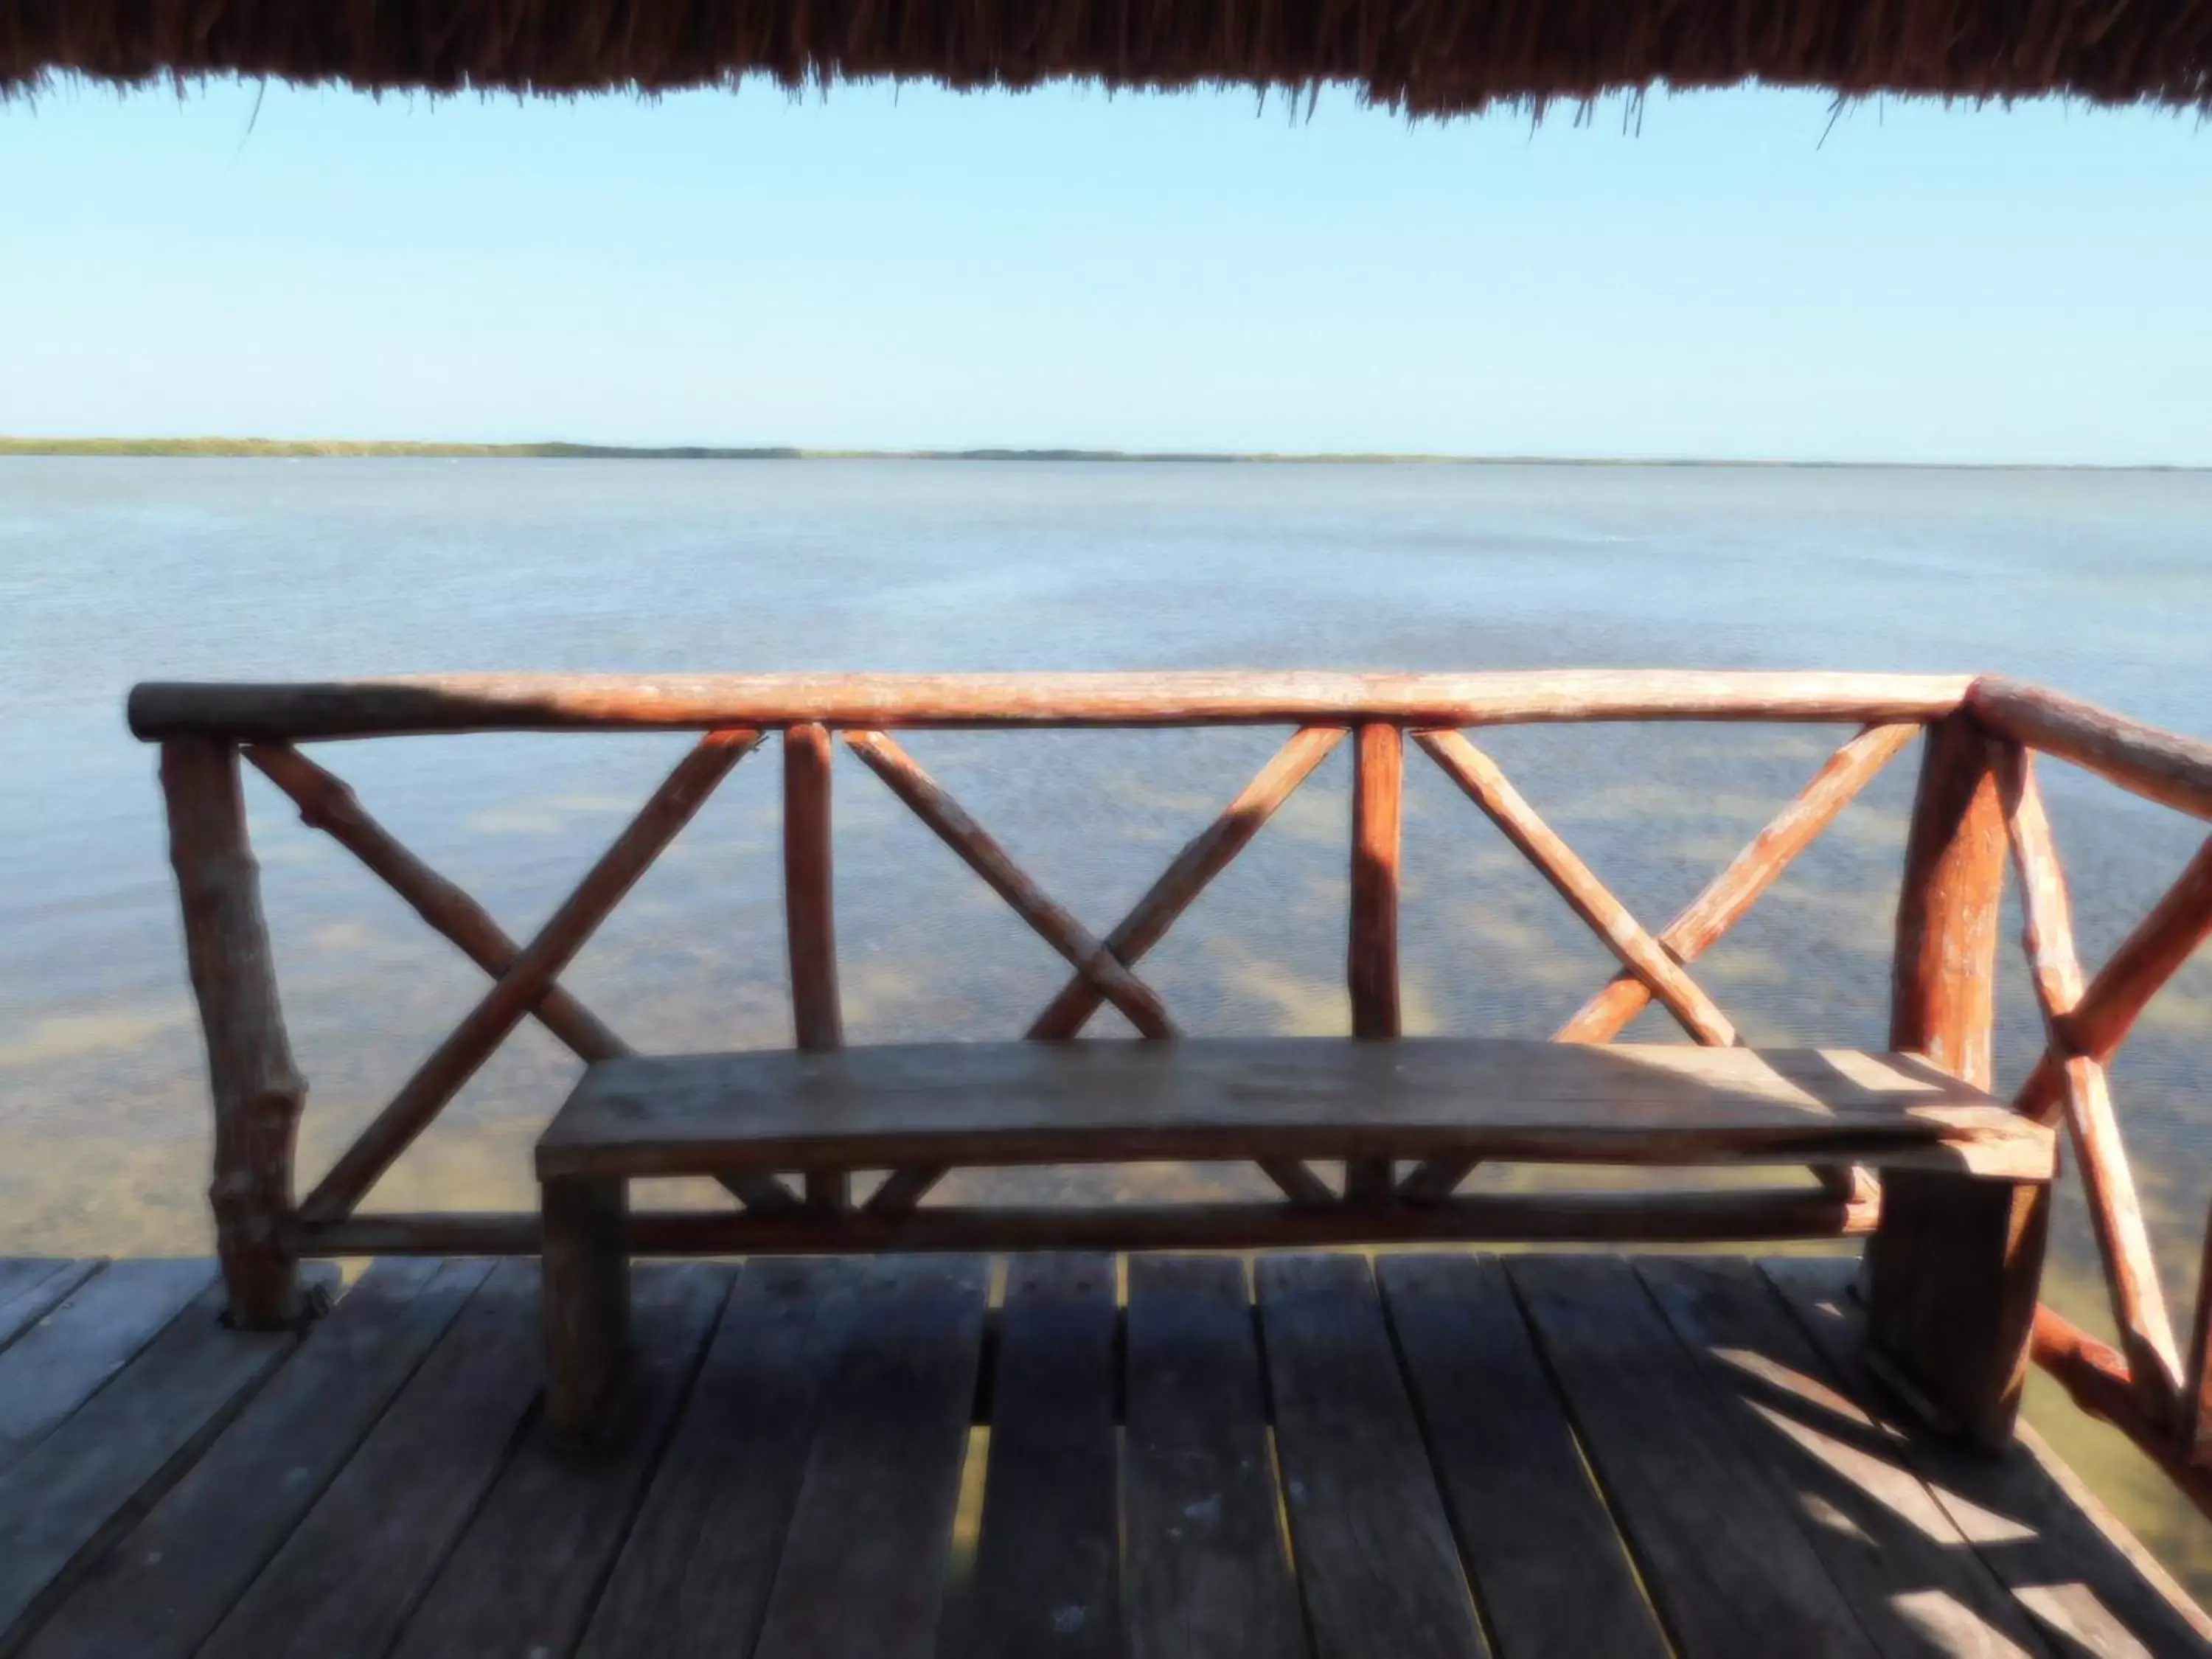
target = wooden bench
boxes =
[136,675,2212,1526]
[535,1035,2054,1432]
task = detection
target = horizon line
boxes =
[1,436,2206,472]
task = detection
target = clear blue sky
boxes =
[2,79,2208,463]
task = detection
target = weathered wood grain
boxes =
[1969,675,2212,821]
[162,739,307,1326]
[0,1263,100,1358]
[784,721,849,1211]
[1864,712,2046,1449]
[1349,720,1403,1043]
[576,1258,864,1659]
[608,1185,1874,1249]
[1256,1253,1488,1659]
[128,669,1978,742]
[783,722,844,1051]
[542,1174,630,1437]
[1639,1256,2051,1659]
[0,1260,212,1475]
[539,1038,2052,1181]
[2029,1304,2212,1517]
[1378,1254,1670,1659]
[1029,725,1343,1037]
[299,729,759,1222]
[1347,721,1404,1203]
[1511,1253,1881,1658]
[306,1185,1875,1257]
[8,1245,2210,1659]
[845,728,1176,1037]
[197,1260,546,1659]
[1767,1257,2212,1658]
[17,1259,487,1659]
[750,1255,990,1659]
[1124,1256,1304,1659]
[972,1253,1120,1659]
[1998,746,2183,1413]
[390,1264,731,1659]
[0,1277,297,1648]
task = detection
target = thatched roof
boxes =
[4,0,2208,111]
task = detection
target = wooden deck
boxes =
[3,1251,2208,1659]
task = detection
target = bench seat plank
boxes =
[538,1037,2051,1182]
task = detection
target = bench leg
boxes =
[1861,1175,2049,1450]
[543,1174,630,1437]
[1865,712,2048,1451]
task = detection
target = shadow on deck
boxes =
[1,1250,2205,1659]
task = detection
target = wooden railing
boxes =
[131,669,2212,1499]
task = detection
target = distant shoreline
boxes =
[0,437,2202,471]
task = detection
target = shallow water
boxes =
[4,455,2212,1595]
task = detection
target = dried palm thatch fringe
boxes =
[1,0,2207,110]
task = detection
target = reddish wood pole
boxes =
[784,723,849,1211]
[1346,723,1402,1203]
[1862,715,2048,1449]
[160,737,307,1329]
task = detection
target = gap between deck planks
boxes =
[7,1253,2212,1659]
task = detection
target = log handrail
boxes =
[1971,675,2212,821]
[138,667,2212,1519]
[127,669,1974,740]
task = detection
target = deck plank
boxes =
[197,1259,546,1659]
[1764,1257,2212,1659]
[0,1260,212,1474]
[972,1253,1121,1659]
[541,1039,2051,1181]
[1256,1254,1489,1659]
[576,1258,864,1659]
[0,1276,296,1649]
[18,1259,487,1659]
[1123,1255,1307,1659]
[391,1262,731,1659]
[749,1254,991,1659]
[0,1264,101,1357]
[1,1245,2205,1659]
[1510,1253,1881,1658]
[1638,1256,2051,1659]
[1378,1253,1670,1659]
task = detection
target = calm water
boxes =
[4,456,2212,1589]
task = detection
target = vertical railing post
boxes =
[784,722,848,1211]
[160,737,307,1328]
[1347,722,1402,1203]
[1862,713,2048,1447]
